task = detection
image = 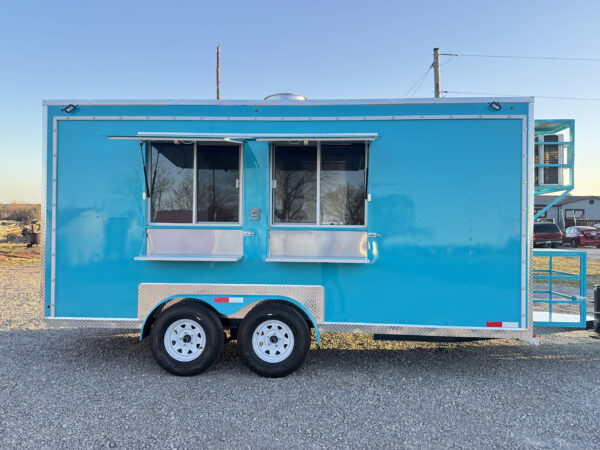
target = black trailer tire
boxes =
[238,302,310,378]
[150,301,224,376]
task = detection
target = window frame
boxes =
[269,141,369,229]
[564,208,584,219]
[147,141,244,227]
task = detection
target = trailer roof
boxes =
[43,97,533,107]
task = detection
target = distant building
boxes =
[535,195,600,229]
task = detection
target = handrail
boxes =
[533,249,587,327]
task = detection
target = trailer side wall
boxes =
[43,99,532,333]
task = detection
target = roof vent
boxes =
[264,93,307,101]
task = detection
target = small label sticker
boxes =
[214,297,244,304]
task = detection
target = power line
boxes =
[444,90,600,101]
[411,68,432,98]
[440,52,600,62]
[403,65,433,97]
[440,55,456,66]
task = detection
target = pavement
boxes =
[1,266,600,449]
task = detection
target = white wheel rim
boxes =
[164,319,206,362]
[252,319,295,363]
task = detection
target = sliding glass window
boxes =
[320,143,366,226]
[196,145,240,223]
[272,144,318,223]
[271,142,368,226]
[149,142,241,224]
[150,142,194,223]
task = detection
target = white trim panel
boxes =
[57,114,526,122]
[44,97,533,106]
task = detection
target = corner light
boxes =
[489,102,501,111]
[61,104,77,113]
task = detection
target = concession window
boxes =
[109,132,378,262]
[110,133,245,261]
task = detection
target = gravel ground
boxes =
[581,246,600,262]
[1,266,600,449]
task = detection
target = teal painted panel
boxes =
[45,101,529,329]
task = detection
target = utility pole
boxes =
[216,45,221,100]
[433,48,441,98]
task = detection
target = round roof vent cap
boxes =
[264,93,307,101]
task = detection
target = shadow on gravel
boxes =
[1,328,598,379]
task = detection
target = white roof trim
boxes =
[43,97,534,107]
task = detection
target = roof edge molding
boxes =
[43,97,534,107]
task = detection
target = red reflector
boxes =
[486,321,502,327]
[214,297,229,303]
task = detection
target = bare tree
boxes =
[150,170,174,221]
[166,171,194,212]
[320,168,365,225]
[2,203,39,225]
[197,173,239,222]
[273,170,316,222]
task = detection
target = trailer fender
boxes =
[140,295,321,345]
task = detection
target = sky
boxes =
[0,0,599,203]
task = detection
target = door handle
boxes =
[243,231,255,236]
[368,233,381,238]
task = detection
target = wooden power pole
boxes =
[433,48,441,98]
[216,45,221,100]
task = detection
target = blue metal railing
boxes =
[533,249,587,327]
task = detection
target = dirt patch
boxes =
[0,242,40,265]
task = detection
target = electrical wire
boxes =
[403,65,433,97]
[440,54,456,66]
[409,69,431,98]
[440,52,600,62]
[444,90,600,101]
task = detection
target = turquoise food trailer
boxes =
[43,96,541,377]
